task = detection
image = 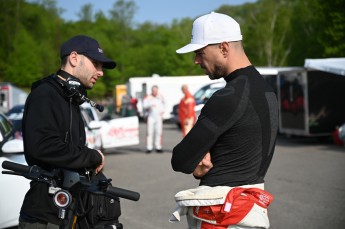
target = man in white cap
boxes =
[170,12,278,228]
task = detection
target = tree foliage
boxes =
[0,0,343,98]
[317,0,345,56]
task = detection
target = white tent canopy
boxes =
[304,57,345,76]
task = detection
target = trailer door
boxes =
[277,69,308,136]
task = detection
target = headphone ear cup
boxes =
[53,74,86,105]
[66,77,82,94]
[66,77,86,105]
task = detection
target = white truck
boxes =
[0,83,28,113]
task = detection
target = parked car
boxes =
[6,103,103,150]
[6,104,24,139]
[80,103,103,150]
[0,111,29,229]
[81,102,140,150]
[6,102,139,152]
[171,81,226,127]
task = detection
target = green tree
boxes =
[77,4,94,22]
[109,0,137,28]
[169,18,205,76]
[1,0,343,95]
[5,27,43,86]
[220,0,293,66]
[1,0,62,85]
[286,0,324,65]
[316,0,345,56]
[0,0,25,81]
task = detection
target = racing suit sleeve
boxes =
[185,97,195,118]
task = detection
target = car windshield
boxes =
[83,108,96,121]
[6,105,24,135]
[193,83,224,104]
[204,88,221,98]
[81,109,92,126]
[194,87,208,101]
[0,113,13,142]
[6,105,24,117]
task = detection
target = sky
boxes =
[54,0,257,24]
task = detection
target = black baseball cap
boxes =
[60,35,116,69]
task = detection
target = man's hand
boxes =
[193,152,213,177]
[95,150,105,174]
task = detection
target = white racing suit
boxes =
[143,94,165,151]
[169,184,273,229]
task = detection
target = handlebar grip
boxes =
[2,161,30,174]
[106,186,140,201]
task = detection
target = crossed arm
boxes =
[193,152,213,177]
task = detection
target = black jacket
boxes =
[20,74,102,225]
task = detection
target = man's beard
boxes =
[207,64,227,80]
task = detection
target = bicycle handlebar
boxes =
[2,160,140,201]
[106,185,140,201]
[2,160,31,174]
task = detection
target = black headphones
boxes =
[53,69,104,111]
[54,69,87,105]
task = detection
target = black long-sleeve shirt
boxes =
[171,66,278,187]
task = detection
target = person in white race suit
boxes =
[143,85,165,153]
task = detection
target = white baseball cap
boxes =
[176,12,242,54]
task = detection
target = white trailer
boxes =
[0,83,28,113]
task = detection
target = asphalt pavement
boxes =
[102,121,345,229]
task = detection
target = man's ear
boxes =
[220,42,230,57]
[68,51,79,67]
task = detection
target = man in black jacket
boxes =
[171,12,278,228]
[19,35,116,228]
